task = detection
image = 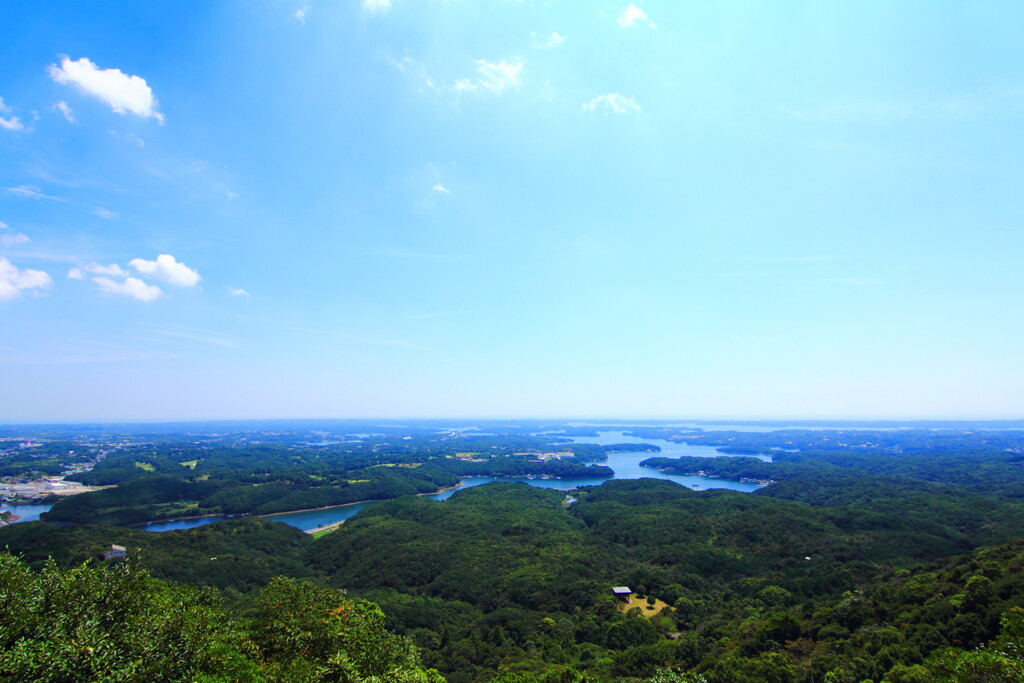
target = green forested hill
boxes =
[4,478,1024,681]
[0,517,321,591]
[308,483,621,610]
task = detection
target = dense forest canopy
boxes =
[3,421,1024,681]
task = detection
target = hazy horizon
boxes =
[4,415,1024,427]
[3,2,1023,422]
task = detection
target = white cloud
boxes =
[614,4,655,28]
[147,324,237,347]
[294,4,309,23]
[93,275,163,301]
[453,58,524,94]
[0,117,24,131]
[583,93,641,113]
[617,4,656,28]
[0,257,52,300]
[531,32,566,49]
[228,287,249,297]
[0,97,25,131]
[47,56,165,123]
[67,267,84,280]
[129,254,201,287]
[93,208,117,219]
[80,262,128,277]
[52,100,75,123]
[7,185,67,201]
[432,183,450,194]
[476,58,524,92]
[393,55,523,97]
[0,221,7,229]
[363,0,391,14]
[0,232,30,247]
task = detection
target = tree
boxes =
[0,553,259,682]
[248,576,444,682]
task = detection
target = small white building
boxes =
[103,544,127,560]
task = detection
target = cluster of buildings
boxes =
[0,476,102,504]
[512,451,576,462]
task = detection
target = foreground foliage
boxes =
[0,552,441,682]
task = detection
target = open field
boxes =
[619,594,670,617]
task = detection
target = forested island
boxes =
[3,420,1024,681]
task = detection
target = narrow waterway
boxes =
[6,429,772,533]
[140,430,764,532]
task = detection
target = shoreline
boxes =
[259,481,466,519]
[132,480,471,529]
[128,476,611,531]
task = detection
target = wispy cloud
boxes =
[52,100,75,123]
[293,4,310,23]
[340,333,423,350]
[0,97,25,131]
[583,93,641,114]
[93,207,117,219]
[48,56,165,123]
[454,58,525,94]
[617,4,656,29]
[251,317,423,351]
[0,232,30,248]
[0,338,180,365]
[530,31,565,49]
[432,182,450,194]
[71,262,128,278]
[144,324,238,348]
[7,185,68,201]
[228,287,249,297]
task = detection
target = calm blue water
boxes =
[139,431,765,533]
[559,430,773,462]
[11,429,771,533]
[0,503,52,523]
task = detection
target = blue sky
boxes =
[1,1,1022,421]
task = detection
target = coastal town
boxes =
[0,437,111,509]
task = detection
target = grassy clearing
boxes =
[311,527,338,539]
[179,460,198,469]
[134,462,155,472]
[620,594,671,617]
